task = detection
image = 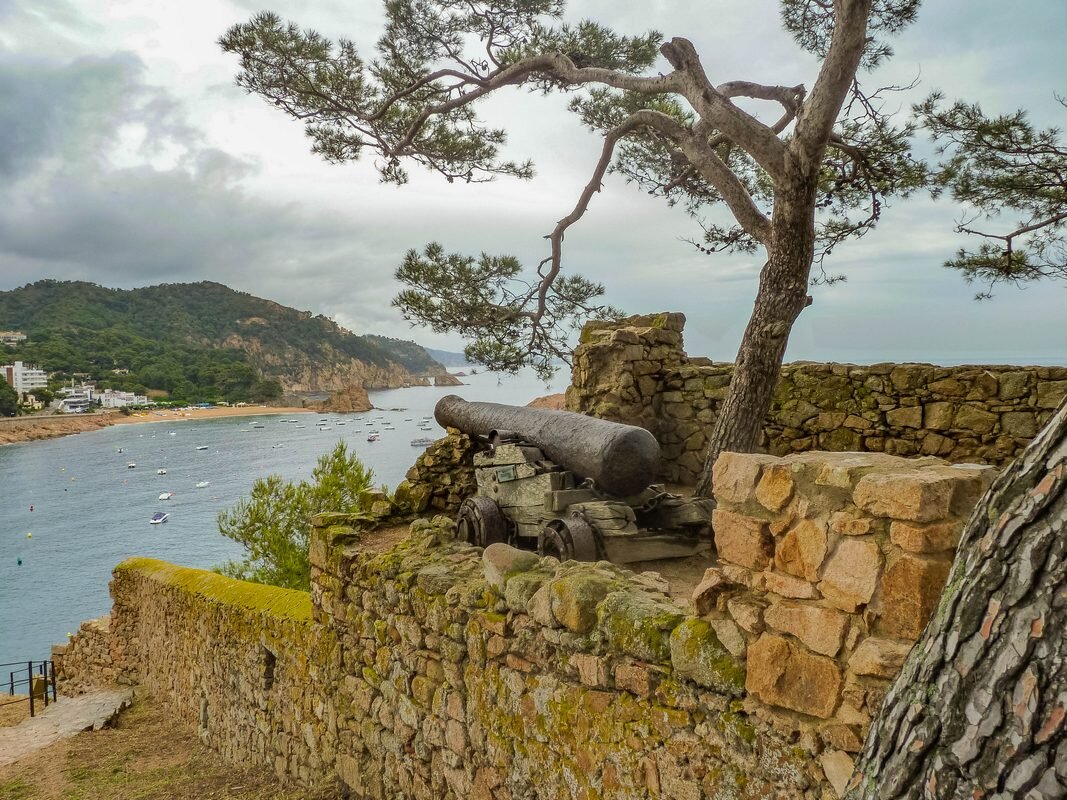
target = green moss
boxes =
[598,591,684,663]
[115,558,311,621]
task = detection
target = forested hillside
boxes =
[0,281,444,403]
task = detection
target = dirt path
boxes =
[0,689,133,768]
[0,694,339,800]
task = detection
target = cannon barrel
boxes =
[435,395,659,496]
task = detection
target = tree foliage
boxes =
[0,380,17,417]
[221,1,925,376]
[917,95,1067,298]
[217,442,374,590]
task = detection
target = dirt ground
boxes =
[0,697,30,729]
[0,696,340,800]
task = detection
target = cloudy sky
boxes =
[0,0,1064,364]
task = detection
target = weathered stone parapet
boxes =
[52,615,123,695]
[394,430,483,515]
[702,450,996,784]
[568,314,1067,484]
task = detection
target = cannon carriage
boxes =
[435,395,713,563]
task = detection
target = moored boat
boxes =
[195,481,210,489]
[156,468,167,475]
[150,512,169,524]
[159,492,174,500]
[367,433,380,442]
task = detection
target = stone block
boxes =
[598,591,685,663]
[829,510,875,536]
[774,518,829,582]
[755,464,795,511]
[875,555,952,640]
[889,519,963,553]
[668,618,745,695]
[923,401,955,431]
[614,663,655,696]
[691,567,736,616]
[954,404,998,434]
[847,637,913,678]
[885,406,922,428]
[762,570,820,599]
[746,634,842,719]
[853,471,955,522]
[764,601,849,657]
[818,539,883,612]
[1001,411,1037,438]
[712,509,773,570]
[550,573,619,634]
[1037,380,1067,409]
[482,543,540,590]
[569,653,608,687]
[820,750,855,798]
[726,596,766,633]
[712,452,776,505]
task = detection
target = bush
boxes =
[216,441,373,589]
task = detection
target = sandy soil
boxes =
[0,697,30,729]
[110,406,314,426]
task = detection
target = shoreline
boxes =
[0,406,317,446]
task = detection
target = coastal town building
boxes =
[99,389,148,408]
[0,330,26,346]
[2,360,48,398]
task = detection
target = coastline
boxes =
[0,406,315,446]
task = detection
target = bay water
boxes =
[0,370,564,666]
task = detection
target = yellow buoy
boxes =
[26,532,32,539]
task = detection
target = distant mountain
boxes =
[422,347,472,368]
[0,280,446,403]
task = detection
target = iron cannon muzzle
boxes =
[434,394,660,496]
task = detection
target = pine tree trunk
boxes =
[694,189,815,497]
[848,398,1067,799]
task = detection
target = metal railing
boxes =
[1,660,57,718]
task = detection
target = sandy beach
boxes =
[110,405,314,425]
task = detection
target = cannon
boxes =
[435,395,713,563]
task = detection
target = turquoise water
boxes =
[0,370,564,665]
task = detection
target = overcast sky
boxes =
[0,0,1064,364]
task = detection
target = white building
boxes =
[59,392,91,413]
[99,390,147,408]
[2,361,48,398]
[0,331,26,347]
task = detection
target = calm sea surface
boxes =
[0,370,564,666]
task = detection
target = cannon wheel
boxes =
[457,497,508,548]
[538,515,599,562]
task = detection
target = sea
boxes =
[0,369,566,667]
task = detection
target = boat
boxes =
[319,426,332,431]
[404,418,413,422]
[196,445,209,451]
[384,426,395,431]
[195,481,211,489]
[272,444,284,449]
[251,424,265,429]
[127,462,136,469]
[156,468,167,475]
[149,512,169,525]
[295,425,306,429]
[410,437,435,447]
[159,492,174,500]
[335,422,346,426]
[367,433,380,442]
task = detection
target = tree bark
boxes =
[848,398,1067,800]
[694,184,815,497]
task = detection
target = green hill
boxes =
[0,280,444,404]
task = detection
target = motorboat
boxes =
[367,433,380,442]
[410,437,435,447]
[295,425,306,429]
[384,426,396,431]
[272,444,284,449]
[156,468,167,475]
[159,492,174,500]
[196,445,209,451]
[195,481,211,489]
[150,512,169,524]
[127,462,136,469]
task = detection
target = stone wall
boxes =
[52,615,121,696]
[701,451,995,785]
[56,451,998,799]
[567,313,1067,485]
[393,431,482,515]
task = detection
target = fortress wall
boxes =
[566,313,1067,485]
[55,450,995,799]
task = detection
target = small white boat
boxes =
[195,481,211,489]
[336,421,346,426]
[384,426,395,431]
[295,425,306,429]
[196,445,209,451]
[272,444,284,449]
[410,437,435,447]
[157,468,167,475]
[367,433,380,442]
[150,512,169,524]
[159,492,174,500]
[169,432,177,436]
[127,462,137,469]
